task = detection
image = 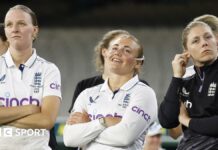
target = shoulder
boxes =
[133,81,156,98]
[81,83,103,95]
[137,81,154,92]
[139,78,149,86]
[35,56,60,72]
[85,83,103,92]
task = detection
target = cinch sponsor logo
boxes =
[50,83,61,90]
[89,113,122,120]
[0,96,40,107]
[132,106,151,122]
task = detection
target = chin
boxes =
[200,56,217,65]
[110,68,127,75]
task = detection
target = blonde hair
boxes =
[7,5,38,26]
[194,14,218,34]
[182,21,213,50]
[94,30,144,73]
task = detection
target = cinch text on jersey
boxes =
[0,96,40,107]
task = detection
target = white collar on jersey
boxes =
[100,74,140,92]
[4,48,37,68]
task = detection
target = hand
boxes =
[168,124,182,139]
[172,52,190,78]
[179,102,191,127]
[67,111,91,125]
[104,117,122,127]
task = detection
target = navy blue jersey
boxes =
[159,58,218,149]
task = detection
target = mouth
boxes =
[11,35,21,39]
[202,49,212,55]
[111,58,122,63]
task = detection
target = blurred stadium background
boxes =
[1,0,217,149]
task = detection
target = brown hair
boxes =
[0,23,7,41]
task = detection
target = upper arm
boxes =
[70,90,88,113]
[43,64,62,99]
[41,64,62,126]
[41,96,61,125]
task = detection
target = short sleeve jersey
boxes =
[0,49,61,149]
[70,75,157,150]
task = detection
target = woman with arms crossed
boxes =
[64,31,157,150]
[0,5,61,149]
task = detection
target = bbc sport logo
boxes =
[0,128,46,137]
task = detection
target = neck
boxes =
[194,57,217,68]
[9,46,33,67]
[102,73,107,80]
[108,73,134,92]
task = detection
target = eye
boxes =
[205,35,212,39]
[124,48,131,54]
[18,22,26,26]
[192,39,198,44]
[112,47,118,51]
[5,22,12,28]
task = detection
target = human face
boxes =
[4,9,38,50]
[102,35,141,75]
[186,25,217,67]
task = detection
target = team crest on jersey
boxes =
[122,94,130,108]
[0,74,6,84]
[208,82,216,97]
[30,72,43,93]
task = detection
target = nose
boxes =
[202,38,208,48]
[114,47,122,56]
[11,24,19,33]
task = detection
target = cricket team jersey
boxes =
[69,75,149,113]
[64,75,157,150]
[159,58,218,149]
[0,49,62,150]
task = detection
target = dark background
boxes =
[0,0,217,27]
